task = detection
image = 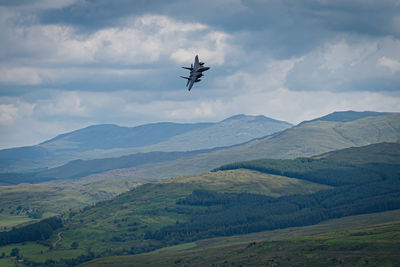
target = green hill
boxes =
[214,142,400,186]
[2,142,398,266]
[80,221,400,267]
[0,169,330,265]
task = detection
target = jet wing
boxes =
[187,78,196,91]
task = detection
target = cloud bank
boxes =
[0,0,399,148]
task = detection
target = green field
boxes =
[0,176,141,230]
[80,212,400,267]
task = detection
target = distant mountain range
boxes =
[0,114,292,172]
[1,111,398,185]
[128,111,400,180]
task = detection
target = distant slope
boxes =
[299,110,393,125]
[313,141,400,164]
[214,142,400,186]
[0,115,292,172]
[131,113,400,179]
[3,113,398,184]
[0,149,218,185]
[136,114,292,152]
[40,122,213,151]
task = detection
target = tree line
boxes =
[0,217,62,246]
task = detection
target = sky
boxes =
[0,0,400,149]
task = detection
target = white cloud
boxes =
[214,57,303,94]
[286,37,400,91]
[35,91,87,117]
[0,14,235,87]
[377,56,400,73]
[223,88,400,124]
[0,67,43,85]
[0,100,34,125]
[319,39,377,72]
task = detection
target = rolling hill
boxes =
[2,142,398,266]
[0,114,292,173]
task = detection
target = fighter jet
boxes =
[180,55,210,91]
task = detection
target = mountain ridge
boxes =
[1,112,399,185]
[298,110,394,125]
[0,114,292,172]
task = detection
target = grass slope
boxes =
[0,176,142,230]
[0,169,329,265]
[80,212,400,267]
[1,210,399,267]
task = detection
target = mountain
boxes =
[40,122,213,151]
[135,114,292,152]
[0,115,292,172]
[2,112,398,185]
[129,112,400,179]
[299,110,394,125]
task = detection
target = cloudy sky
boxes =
[1,0,400,149]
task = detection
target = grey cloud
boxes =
[34,0,400,60]
[285,37,400,92]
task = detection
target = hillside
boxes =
[214,142,400,186]
[0,169,331,265]
[129,113,400,179]
[299,110,393,125]
[80,221,400,267]
[0,114,292,172]
[0,176,142,230]
[1,142,398,266]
